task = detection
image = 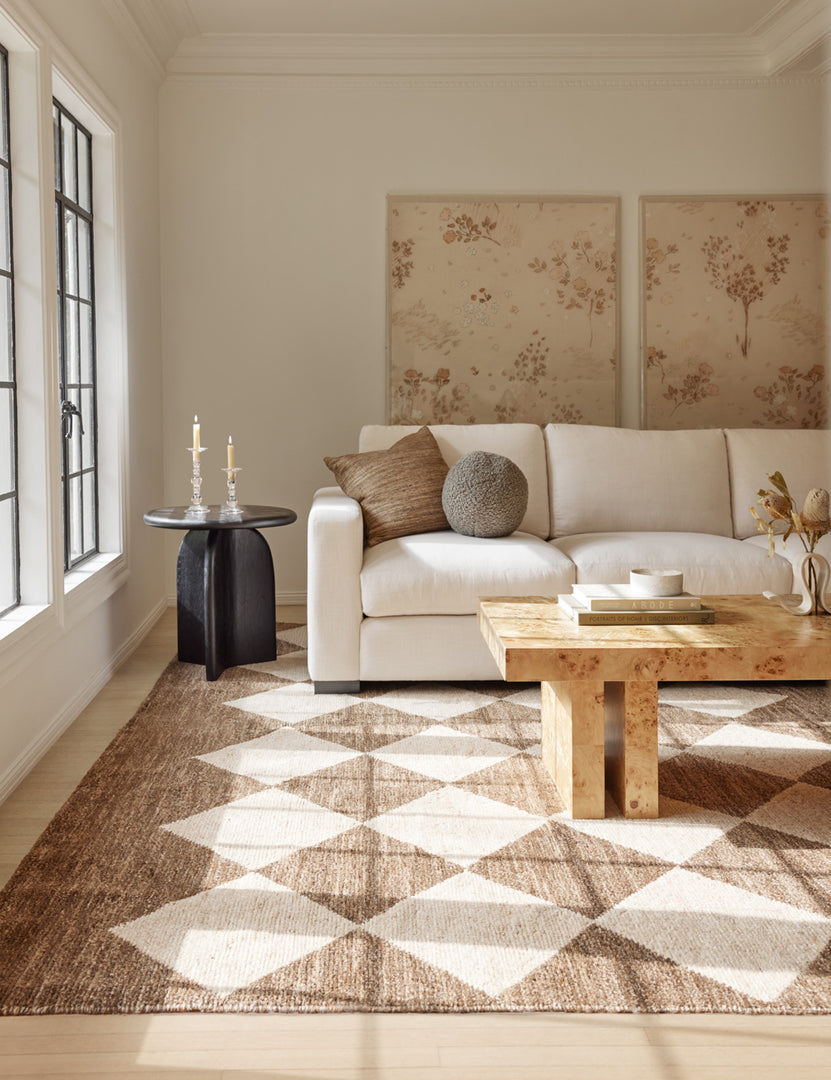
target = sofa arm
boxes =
[307,486,364,691]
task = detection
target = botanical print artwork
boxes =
[387,196,618,425]
[642,197,829,430]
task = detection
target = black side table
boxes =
[144,505,297,681]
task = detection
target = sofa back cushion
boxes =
[359,424,550,538]
[544,424,733,537]
[725,428,831,539]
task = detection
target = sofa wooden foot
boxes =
[314,680,361,694]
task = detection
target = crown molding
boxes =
[102,0,198,82]
[163,72,824,94]
[164,29,831,82]
[165,32,771,79]
[101,0,164,80]
[102,1,831,85]
[164,30,778,79]
[757,0,831,73]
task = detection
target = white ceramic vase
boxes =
[764,551,831,616]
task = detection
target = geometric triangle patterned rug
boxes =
[1,623,830,1015]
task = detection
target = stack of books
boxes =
[557,583,715,625]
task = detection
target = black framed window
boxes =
[0,45,18,615]
[54,98,97,570]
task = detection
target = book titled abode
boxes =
[557,593,715,626]
[571,583,702,612]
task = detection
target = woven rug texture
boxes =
[1,622,831,1015]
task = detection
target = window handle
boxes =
[60,399,84,440]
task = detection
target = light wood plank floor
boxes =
[1,606,830,1079]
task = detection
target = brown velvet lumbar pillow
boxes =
[324,426,450,546]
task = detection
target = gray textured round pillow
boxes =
[442,451,529,537]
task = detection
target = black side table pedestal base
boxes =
[177,528,276,681]
[144,504,296,683]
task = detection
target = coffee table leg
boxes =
[605,681,659,819]
[541,681,605,819]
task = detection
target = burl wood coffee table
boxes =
[479,595,831,820]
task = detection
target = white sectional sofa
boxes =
[308,424,831,691]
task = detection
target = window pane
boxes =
[64,297,79,385]
[81,386,94,466]
[64,208,77,294]
[0,496,16,613]
[54,200,61,286]
[0,168,9,274]
[77,217,91,300]
[79,303,93,384]
[62,117,76,203]
[67,388,82,475]
[0,53,8,163]
[53,104,61,193]
[77,129,90,212]
[82,470,96,556]
[0,276,11,383]
[56,312,63,386]
[69,474,82,562]
[0,386,12,494]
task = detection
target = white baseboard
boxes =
[278,590,307,606]
[0,597,169,806]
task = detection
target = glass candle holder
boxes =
[186,447,210,517]
[220,466,243,518]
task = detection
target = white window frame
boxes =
[53,65,128,625]
[0,1,128,674]
[54,96,99,572]
[0,41,18,618]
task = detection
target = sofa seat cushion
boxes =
[550,531,794,596]
[361,530,575,617]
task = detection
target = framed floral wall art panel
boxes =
[641,196,829,430]
[387,195,619,425]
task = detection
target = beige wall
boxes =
[0,0,165,789]
[160,76,825,596]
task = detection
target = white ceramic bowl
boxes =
[630,568,684,597]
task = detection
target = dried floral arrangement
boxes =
[751,472,831,556]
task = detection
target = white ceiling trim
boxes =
[165,30,825,81]
[108,1,830,83]
[164,31,792,79]
[161,73,822,94]
[757,0,831,72]
[102,0,165,79]
[102,0,198,80]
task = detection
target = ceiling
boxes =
[108,0,831,79]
